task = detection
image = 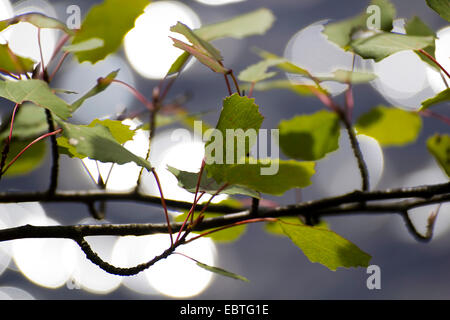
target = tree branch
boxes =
[45,109,59,195]
[340,111,370,191]
[0,183,448,241]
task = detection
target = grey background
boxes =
[1,0,449,300]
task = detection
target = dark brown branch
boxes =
[340,111,370,191]
[75,235,185,276]
[0,185,448,242]
[45,109,59,195]
[0,182,448,215]
[0,190,239,213]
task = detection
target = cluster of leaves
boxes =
[0,0,449,282]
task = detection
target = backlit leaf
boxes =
[323,0,396,48]
[355,106,422,146]
[167,165,260,199]
[0,80,72,120]
[278,110,341,161]
[0,44,35,74]
[56,120,150,170]
[212,158,316,196]
[0,104,47,141]
[0,12,73,34]
[238,59,283,83]
[71,70,119,112]
[426,0,450,22]
[3,139,47,177]
[405,16,438,70]
[205,94,263,180]
[351,33,434,62]
[420,88,450,111]
[195,261,249,282]
[171,22,222,61]
[251,80,327,96]
[279,220,371,270]
[171,37,228,74]
[63,38,104,53]
[167,8,275,75]
[195,8,275,41]
[427,134,450,177]
[253,48,310,76]
[317,69,377,84]
[71,0,149,63]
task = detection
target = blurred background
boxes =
[0,0,449,300]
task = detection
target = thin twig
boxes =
[339,110,370,191]
[151,168,173,246]
[176,160,206,242]
[1,128,62,176]
[74,232,189,276]
[420,109,450,126]
[112,79,154,111]
[37,28,45,77]
[48,51,69,82]
[45,109,59,195]
[184,217,277,244]
[228,70,241,96]
[345,54,356,121]
[224,74,233,96]
[418,49,450,79]
[400,206,440,243]
[248,82,255,98]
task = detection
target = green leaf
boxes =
[427,134,450,177]
[71,0,149,63]
[371,0,397,32]
[420,88,450,110]
[171,22,222,61]
[238,59,283,83]
[265,217,329,236]
[279,220,371,270]
[205,94,264,180]
[167,52,191,76]
[3,139,47,177]
[265,216,304,236]
[323,14,367,49]
[0,80,72,120]
[167,165,260,199]
[214,94,264,135]
[405,16,438,70]
[0,44,35,74]
[317,69,377,84]
[171,37,228,74]
[253,48,310,76]
[426,0,450,22]
[278,110,341,161]
[350,33,434,62]
[251,80,327,96]
[204,94,315,196]
[323,0,396,48]
[0,12,73,34]
[212,158,316,196]
[71,70,119,112]
[63,38,104,53]
[355,106,422,146]
[195,261,249,282]
[195,8,275,41]
[88,119,135,144]
[167,8,275,75]
[56,120,150,170]
[0,104,48,141]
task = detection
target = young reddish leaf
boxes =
[171,37,228,74]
